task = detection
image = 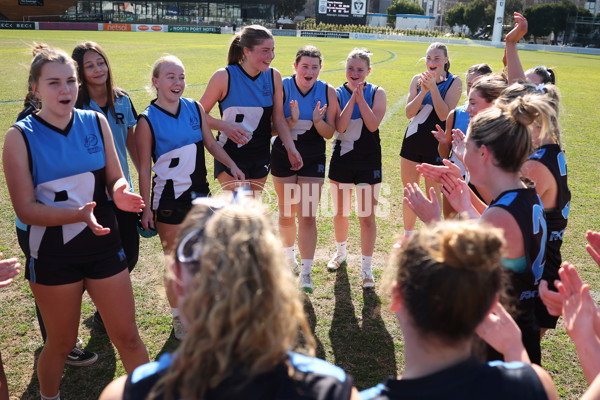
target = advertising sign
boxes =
[102,23,131,31]
[134,24,166,32]
[168,25,220,33]
[0,21,35,29]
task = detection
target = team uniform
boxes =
[360,358,547,400]
[215,63,274,180]
[140,97,210,225]
[13,110,127,285]
[328,82,382,185]
[400,74,457,165]
[122,351,355,400]
[483,185,547,364]
[447,105,469,176]
[271,76,329,179]
[530,144,571,329]
[84,90,139,271]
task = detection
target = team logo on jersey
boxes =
[84,134,101,154]
[262,84,271,97]
[190,115,200,130]
[115,112,125,125]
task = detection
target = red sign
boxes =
[151,25,162,31]
[103,23,130,31]
[138,25,149,31]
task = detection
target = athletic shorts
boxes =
[110,201,139,273]
[328,160,382,185]
[271,149,326,179]
[214,156,270,180]
[25,248,128,286]
[154,203,193,225]
[400,131,444,165]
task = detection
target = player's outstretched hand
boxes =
[476,302,528,362]
[113,182,145,213]
[417,159,462,183]
[403,184,441,224]
[505,12,528,44]
[0,253,21,288]
[79,202,111,236]
[586,230,600,267]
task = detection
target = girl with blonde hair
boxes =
[100,196,360,400]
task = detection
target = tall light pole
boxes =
[491,0,506,44]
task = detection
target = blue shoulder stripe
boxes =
[494,192,518,207]
[529,148,546,160]
[131,353,173,384]
[488,360,526,370]
[359,383,385,399]
[288,351,347,382]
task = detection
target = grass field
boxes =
[0,30,599,399]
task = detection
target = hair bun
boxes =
[440,223,503,272]
[32,42,50,57]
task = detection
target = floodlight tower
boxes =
[491,0,506,44]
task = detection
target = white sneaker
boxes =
[327,254,347,271]
[288,257,300,276]
[173,315,186,340]
[300,273,314,293]
[362,269,375,288]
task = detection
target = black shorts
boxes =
[271,149,326,179]
[25,249,128,286]
[328,159,382,185]
[400,131,444,165]
[214,156,270,180]
[154,203,193,225]
[110,201,139,272]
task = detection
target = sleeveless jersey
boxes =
[217,64,274,161]
[404,73,456,141]
[13,110,121,262]
[84,91,137,189]
[360,358,547,400]
[483,186,547,328]
[449,105,469,176]
[123,351,354,400]
[528,144,570,275]
[331,82,381,167]
[272,76,329,159]
[140,98,209,210]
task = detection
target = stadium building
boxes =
[0,1,275,24]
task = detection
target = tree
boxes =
[445,3,466,29]
[523,4,554,40]
[265,0,307,20]
[504,0,523,26]
[464,0,494,37]
[387,0,425,24]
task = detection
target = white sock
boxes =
[41,391,60,400]
[361,255,373,273]
[171,308,179,318]
[301,259,313,275]
[283,246,295,260]
[404,230,414,237]
[336,241,347,258]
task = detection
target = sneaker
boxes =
[327,254,347,271]
[300,273,314,294]
[65,346,98,367]
[93,310,106,334]
[288,257,300,276]
[173,315,186,340]
[362,269,375,288]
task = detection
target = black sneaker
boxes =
[65,346,98,367]
[93,310,106,334]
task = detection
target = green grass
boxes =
[0,30,599,399]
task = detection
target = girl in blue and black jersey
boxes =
[401,42,462,237]
[4,44,149,400]
[136,55,243,340]
[200,24,303,197]
[326,48,387,289]
[271,45,337,293]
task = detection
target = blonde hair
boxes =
[150,199,315,400]
[468,95,556,173]
[347,48,371,69]
[150,55,184,95]
[391,220,504,344]
[470,74,508,103]
[496,82,562,148]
